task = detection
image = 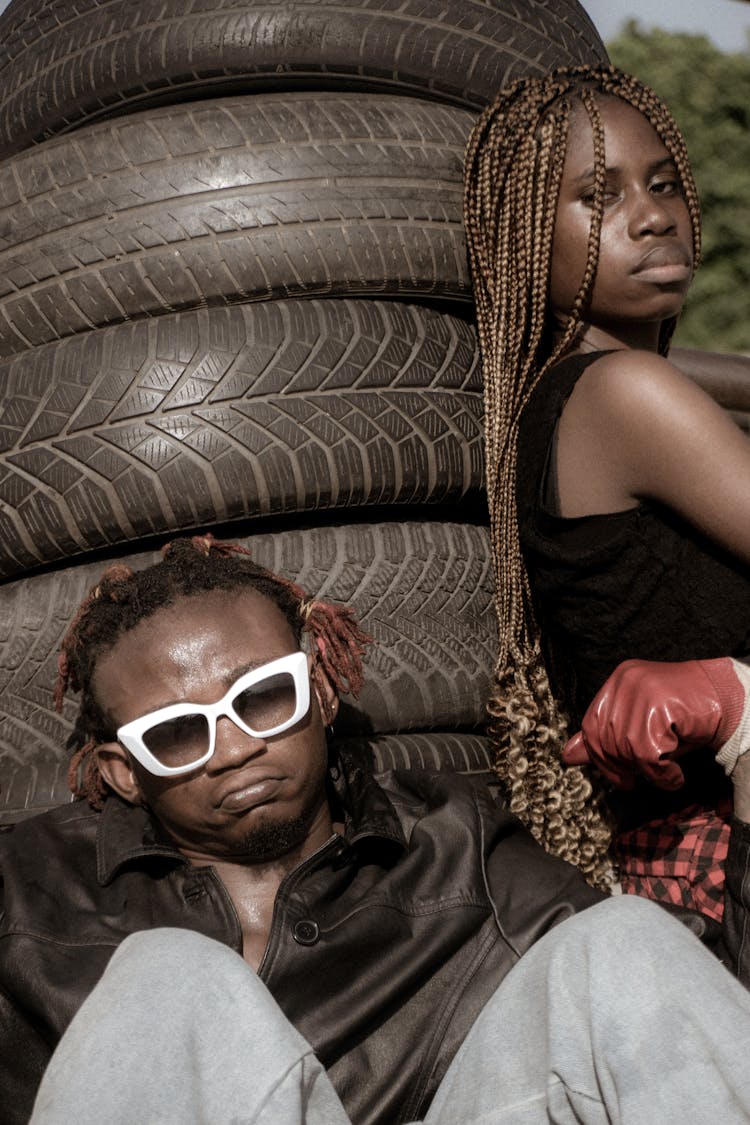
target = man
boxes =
[2,534,750,1125]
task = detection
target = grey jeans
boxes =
[30,896,750,1124]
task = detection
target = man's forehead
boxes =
[92,585,300,716]
[98,585,298,675]
[157,583,290,626]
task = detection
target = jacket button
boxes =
[292,919,320,945]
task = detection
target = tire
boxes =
[353,731,495,779]
[0,301,483,577]
[0,92,474,356]
[0,0,608,158]
[0,519,497,822]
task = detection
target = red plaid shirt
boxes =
[615,799,733,922]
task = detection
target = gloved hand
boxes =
[563,657,750,790]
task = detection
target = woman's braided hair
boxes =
[55,533,371,809]
[463,65,702,888]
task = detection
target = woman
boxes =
[463,66,750,911]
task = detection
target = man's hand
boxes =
[563,658,747,790]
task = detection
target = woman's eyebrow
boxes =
[643,156,679,175]
[573,155,678,184]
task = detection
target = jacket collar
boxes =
[331,741,407,850]
[96,743,406,885]
[97,797,186,885]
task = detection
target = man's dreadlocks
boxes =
[55,533,371,809]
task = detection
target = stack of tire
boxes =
[0,0,612,824]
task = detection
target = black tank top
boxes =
[517,350,750,733]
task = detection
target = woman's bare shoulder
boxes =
[573,348,715,423]
[581,347,691,385]
[555,347,750,557]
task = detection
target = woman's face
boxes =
[549,95,694,351]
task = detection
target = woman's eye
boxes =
[651,178,679,195]
[580,188,617,207]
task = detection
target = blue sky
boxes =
[583,0,750,54]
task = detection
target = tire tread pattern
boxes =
[0,302,483,577]
[0,93,475,355]
[0,0,608,157]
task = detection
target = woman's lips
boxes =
[632,248,692,285]
[632,262,692,284]
[218,776,284,813]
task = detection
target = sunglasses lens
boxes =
[232,672,298,735]
[142,713,210,769]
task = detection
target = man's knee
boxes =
[534,894,710,995]
[114,926,234,968]
[104,927,257,1008]
[552,894,690,953]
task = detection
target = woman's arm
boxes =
[556,349,750,564]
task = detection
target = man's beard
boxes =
[238,813,312,861]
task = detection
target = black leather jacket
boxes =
[1,746,747,1125]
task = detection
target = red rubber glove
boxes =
[563,658,746,790]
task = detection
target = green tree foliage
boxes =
[607,22,750,353]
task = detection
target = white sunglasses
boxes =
[117,651,310,777]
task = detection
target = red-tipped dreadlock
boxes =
[55,533,372,809]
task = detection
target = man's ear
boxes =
[95,742,144,805]
[310,659,339,726]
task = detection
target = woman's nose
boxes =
[628,191,676,239]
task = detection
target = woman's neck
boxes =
[552,318,663,355]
